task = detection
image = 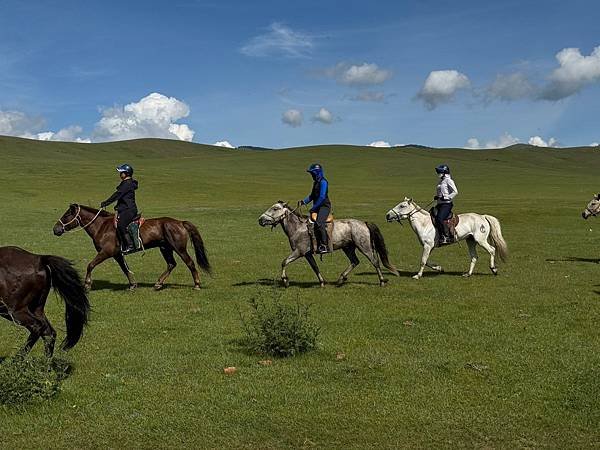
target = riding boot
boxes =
[121,230,136,254]
[439,223,452,246]
[316,225,330,254]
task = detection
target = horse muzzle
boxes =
[53,224,65,236]
[386,211,399,222]
[258,215,272,227]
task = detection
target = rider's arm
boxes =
[446,178,458,200]
[311,179,328,211]
[101,183,126,207]
[303,194,312,205]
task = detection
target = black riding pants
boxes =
[315,206,331,245]
[117,209,137,244]
[435,203,453,235]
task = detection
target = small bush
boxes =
[0,356,70,406]
[240,291,320,357]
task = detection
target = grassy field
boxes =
[0,136,598,448]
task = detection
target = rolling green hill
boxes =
[0,135,598,448]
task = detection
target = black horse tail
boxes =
[183,221,212,274]
[366,222,400,276]
[42,255,91,350]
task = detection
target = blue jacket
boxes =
[304,176,331,212]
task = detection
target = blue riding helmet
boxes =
[116,163,134,176]
[307,163,324,179]
[435,164,450,175]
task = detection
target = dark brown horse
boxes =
[0,246,90,357]
[53,204,211,291]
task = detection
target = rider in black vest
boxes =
[299,163,332,254]
[100,163,139,254]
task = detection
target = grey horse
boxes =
[258,201,399,287]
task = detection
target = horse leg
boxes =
[39,314,57,358]
[464,237,478,277]
[154,247,177,290]
[426,261,444,272]
[304,253,325,287]
[170,244,200,290]
[84,251,110,292]
[12,309,44,356]
[356,240,386,287]
[337,245,360,285]
[281,249,302,288]
[476,235,498,275]
[114,253,137,290]
[414,244,434,279]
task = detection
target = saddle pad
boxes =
[310,212,334,223]
[113,215,146,228]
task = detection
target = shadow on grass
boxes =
[354,270,494,278]
[91,279,192,291]
[232,278,381,288]
[546,257,600,264]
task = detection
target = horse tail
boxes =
[484,215,508,263]
[42,255,91,350]
[366,222,399,276]
[183,221,212,274]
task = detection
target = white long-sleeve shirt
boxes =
[436,175,458,204]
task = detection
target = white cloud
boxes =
[93,92,194,142]
[312,107,334,124]
[368,140,391,148]
[282,109,303,127]
[486,73,536,102]
[465,132,520,149]
[539,46,600,100]
[240,23,313,58]
[528,136,559,147]
[0,110,45,136]
[417,70,470,109]
[590,142,599,147]
[325,62,391,86]
[348,91,387,102]
[213,140,235,148]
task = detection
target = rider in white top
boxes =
[434,164,458,244]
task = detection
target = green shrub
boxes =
[240,291,320,357]
[0,356,70,406]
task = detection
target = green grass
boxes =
[0,136,599,448]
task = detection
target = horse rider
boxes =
[299,163,332,254]
[434,164,458,245]
[100,163,139,254]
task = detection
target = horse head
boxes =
[258,201,289,227]
[53,204,81,236]
[386,197,417,222]
[582,194,600,219]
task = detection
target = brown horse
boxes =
[0,246,90,357]
[53,204,211,291]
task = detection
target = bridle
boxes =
[390,199,434,224]
[263,204,302,230]
[59,205,103,233]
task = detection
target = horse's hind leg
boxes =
[281,249,302,288]
[12,309,44,356]
[476,234,497,275]
[356,240,386,287]
[39,314,56,358]
[464,236,478,277]
[154,247,177,290]
[337,245,360,285]
[174,247,201,290]
[114,253,137,291]
[305,253,325,287]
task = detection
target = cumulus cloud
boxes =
[213,140,235,148]
[528,136,559,147]
[0,110,45,136]
[347,91,388,102]
[486,73,536,102]
[368,140,391,148]
[465,132,520,149]
[417,70,470,109]
[93,92,194,142]
[23,125,91,143]
[539,46,600,100]
[312,107,334,124]
[325,62,392,86]
[591,142,599,147]
[240,23,313,58]
[282,109,303,127]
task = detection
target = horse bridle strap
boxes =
[59,205,103,232]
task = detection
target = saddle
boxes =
[430,207,459,244]
[307,214,334,254]
[114,214,146,251]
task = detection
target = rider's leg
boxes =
[436,203,452,243]
[117,210,135,252]
[316,206,330,253]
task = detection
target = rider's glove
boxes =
[100,201,108,208]
[433,195,439,200]
[298,199,305,206]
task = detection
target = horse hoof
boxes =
[320,282,326,288]
[282,278,289,288]
[434,266,443,272]
[154,284,163,291]
[491,267,498,276]
[193,285,201,291]
[412,275,421,280]
[462,273,471,278]
[128,284,137,291]
[84,285,91,293]
[380,280,387,287]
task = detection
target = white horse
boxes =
[386,197,508,279]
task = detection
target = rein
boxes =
[59,205,104,233]
[265,204,303,230]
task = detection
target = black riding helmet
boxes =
[117,163,134,176]
[435,164,450,175]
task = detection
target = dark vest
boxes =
[311,178,331,209]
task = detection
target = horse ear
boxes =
[596,193,600,200]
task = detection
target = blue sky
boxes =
[0,0,599,148]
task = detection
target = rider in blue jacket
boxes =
[300,163,332,254]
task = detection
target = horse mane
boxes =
[78,204,113,217]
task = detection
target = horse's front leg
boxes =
[414,244,433,279]
[85,251,110,292]
[281,249,302,288]
[305,253,326,287]
[114,253,137,290]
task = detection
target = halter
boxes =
[263,204,302,230]
[391,199,434,223]
[585,205,600,217]
[59,205,103,233]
